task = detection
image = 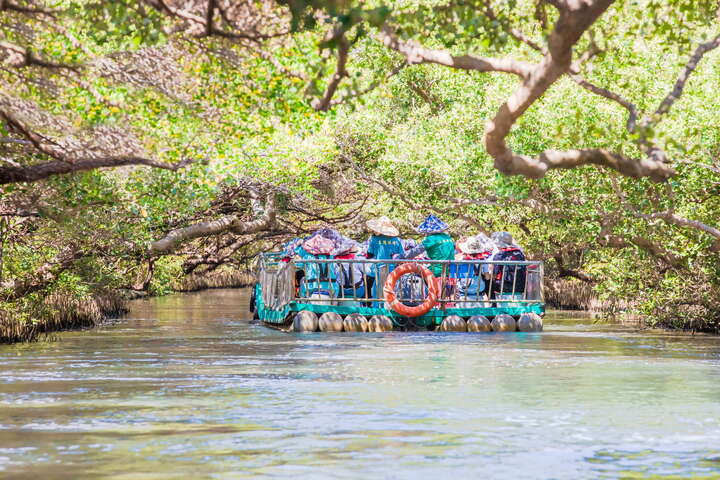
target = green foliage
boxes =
[149,257,184,296]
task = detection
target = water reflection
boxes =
[1,289,720,479]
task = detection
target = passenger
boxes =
[397,215,455,271]
[313,226,347,247]
[396,215,456,303]
[487,231,526,307]
[402,238,417,254]
[281,238,305,295]
[298,234,340,305]
[355,241,373,305]
[397,238,424,306]
[366,216,404,262]
[332,239,366,307]
[365,216,404,305]
[456,234,493,307]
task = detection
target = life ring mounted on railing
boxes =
[383,263,438,318]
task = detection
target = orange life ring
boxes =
[383,263,439,317]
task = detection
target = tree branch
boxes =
[568,72,638,131]
[0,208,40,217]
[483,0,674,182]
[379,25,534,78]
[0,156,197,184]
[0,0,59,17]
[339,152,488,231]
[205,0,216,37]
[553,255,595,283]
[313,30,350,111]
[570,32,720,150]
[148,0,287,41]
[676,158,720,175]
[0,41,79,70]
[653,34,720,119]
[149,193,277,254]
[1,108,71,159]
[610,176,720,250]
[0,108,198,183]
[597,215,685,268]
[483,3,546,53]
[181,231,287,274]
[328,63,405,108]
[634,211,720,249]
[408,80,441,112]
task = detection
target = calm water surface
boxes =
[2,289,720,479]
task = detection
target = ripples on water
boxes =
[1,289,720,479]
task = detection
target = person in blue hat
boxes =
[396,215,455,276]
[395,215,456,306]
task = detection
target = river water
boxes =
[1,288,720,479]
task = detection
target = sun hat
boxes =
[481,234,497,252]
[282,238,303,255]
[491,231,518,249]
[366,216,400,237]
[314,227,344,243]
[459,234,488,254]
[416,214,449,234]
[332,239,359,256]
[302,235,335,255]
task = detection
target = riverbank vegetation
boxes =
[1,0,719,341]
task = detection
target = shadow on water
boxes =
[1,288,720,479]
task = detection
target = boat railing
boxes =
[259,254,543,310]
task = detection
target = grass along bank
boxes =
[0,290,127,343]
[0,267,256,344]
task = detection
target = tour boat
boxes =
[252,253,545,332]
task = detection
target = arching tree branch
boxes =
[597,215,685,269]
[0,156,197,184]
[0,108,198,183]
[553,254,595,283]
[375,2,674,181]
[483,0,675,182]
[379,25,535,78]
[149,193,277,254]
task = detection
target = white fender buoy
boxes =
[518,312,543,332]
[467,315,492,332]
[343,313,368,332]
[368,315,394,332]
[438,315,467,332]
[533,313,544,331]
[319,312,344,332]
[491,314,516,332]
[293,310,318,332]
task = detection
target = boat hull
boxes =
[253,284,544,330]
